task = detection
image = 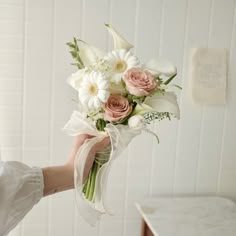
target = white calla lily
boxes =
[133,92,180,119]
[143,59,177,77]
[132,103,153,116]
[79,41,105,67]
[144,92,180,119]
[67,68,87,90]
[105,24,133,50]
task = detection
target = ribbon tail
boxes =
[144,128,159,143]
[64,111,143,225]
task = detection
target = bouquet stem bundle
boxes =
[82,144,111,202]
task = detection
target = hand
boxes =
[65,134,110,177]
[65,134,92,173]
[82,136,110,182]
[42,134,110,196]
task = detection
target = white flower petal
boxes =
[128,115,146,129]
[120,49,127,59]
[67,69,87,90]
[105,24,133,50]
[78,71,110,111]
[111,73,123,84]
[79,41,105,67]
[88,98,95,109]
[98,90,109,102]
[104,49,140,83]
[132,103,153,116]
[144,92,180,119]
[94,97,101,109]
[79,91,90,103]
[98,80,108,90]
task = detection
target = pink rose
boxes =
[124,68,158,96]
[104,94,133,122]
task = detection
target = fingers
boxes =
[93,136,110,153]
[82,137,110,182]
[73,134,93,150]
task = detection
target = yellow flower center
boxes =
[114,60,127,73]
[88,83,98,96]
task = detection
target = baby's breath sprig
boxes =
[143,112,171,124]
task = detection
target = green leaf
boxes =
[96,119,107,131]
[67,37,85,69]
[73,37,77,46]
[164,73,177,85]
[70,50,78,58]
[66,42,76,49]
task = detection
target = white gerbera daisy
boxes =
[79,71,110,110]
[104,49,139,83]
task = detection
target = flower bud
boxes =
[128,115,146,129]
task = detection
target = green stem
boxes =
[82,144,111,202]
[88,162,98,201]
[82,179,88,194]
[85,170,92,199]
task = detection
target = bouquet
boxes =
[63,24,180,225]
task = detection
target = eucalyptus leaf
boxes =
[164,73,177,85]
[66,42,76,49]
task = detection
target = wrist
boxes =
[42,165,75,197]
[63,164,74,185]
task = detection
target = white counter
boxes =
[136,197,236,236]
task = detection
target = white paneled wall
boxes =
[0,0,236,235]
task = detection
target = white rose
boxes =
[128,115,146,129]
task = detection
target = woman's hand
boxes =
[42,135,110,196]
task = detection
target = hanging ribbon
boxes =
[63,111,142,225]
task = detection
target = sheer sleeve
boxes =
[0,161,44,236]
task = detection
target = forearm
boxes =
[42,165,74,196]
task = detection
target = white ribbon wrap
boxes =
[63,111,142,225]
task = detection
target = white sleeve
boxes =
[0,161,44,236]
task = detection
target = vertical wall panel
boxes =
[219,2,236,197]
[0,3,24,236]
[21,0,54,236]
[50,1,81,236]
[135,0,163,60]
[196,0,235,193]
[83,0,110,49]
[23,0,54,166]
[135,0,163,199]
[150,0,188,195]
[173,0,212,194]
[0,1,24,162]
